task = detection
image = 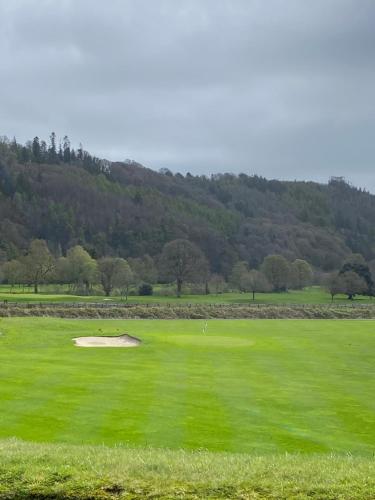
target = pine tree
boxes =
[32,137,41,162]
[40,140,48,162]
[48,132,58,163]
[58,142,63,162]
[77,143,83,161]
[63,136,71,163]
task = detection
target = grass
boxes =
[0,439,374,499]
[0,317,374,499]
[0,285,373,304]
[0,318,374,455]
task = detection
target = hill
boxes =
[1,135,375,275]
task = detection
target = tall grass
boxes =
[2,303,375,319]
[0,439,374,499]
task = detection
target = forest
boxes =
[1,133,375,280]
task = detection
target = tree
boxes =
[339,253,373,296]
[40,140,48,162]
[342,271,367,300]
[324,272,345,301]
[2,259,25,291]
[63,136,71,163]
[23,239,55,293]
[128,255,158,284]
[32,137,41,162]
[115,260,134,301]
[369,259,375,283]
[290,259,313,289]
[209,274,226,294]
[240,270,271,300]
[65,245,97,294]
[159,239,208,297]
[261,255,290,292]
[48,132,58,163]
[198,257,210,295]
[98,257,132,297]
[138,283,153,296]
[55,256,69,284]
[229,261,248,291]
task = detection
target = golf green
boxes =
[0,318,373,454]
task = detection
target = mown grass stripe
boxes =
[0,318,373,455]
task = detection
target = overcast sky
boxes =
[1,0,374,189]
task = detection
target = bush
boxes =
[138,283,153,296]
[153,284,175,296]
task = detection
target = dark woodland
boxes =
[1,134,374,276]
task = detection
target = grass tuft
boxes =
[0,439,374,499]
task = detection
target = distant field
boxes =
[0,318,373,455]
[0,285,373,304]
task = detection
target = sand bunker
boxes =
[73,334,141,348]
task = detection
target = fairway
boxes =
[0,318,374,455]
[1,285,374,304]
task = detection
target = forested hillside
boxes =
[1,135,374,276]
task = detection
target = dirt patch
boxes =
[73,334,141,348]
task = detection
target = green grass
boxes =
[0,318,373,455]
[0,439,374,499]
[0,285,373,304]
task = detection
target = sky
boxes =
[1,0,374,190]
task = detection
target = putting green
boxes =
[0,317,373,455]
[161,334,255,347]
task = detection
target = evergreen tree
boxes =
[77,143,83,161]
[58,142,64,162]
[63,136,71,163]
[40,140,48,162]
[48,132,58,163]
[32,137,41,162]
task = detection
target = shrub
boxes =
[138,283,153,296]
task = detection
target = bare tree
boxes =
[128,254,158,284]
[23,239,55,293]
[324,272,345,302]
[98,257,133,298]
[209,274,226,295]
[240,270,271,301]
[159,239,208,297]
[2,259,26,291]
[229,261,248,291]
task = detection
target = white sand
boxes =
[73,334,141,348]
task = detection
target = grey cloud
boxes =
[1,0,375,189]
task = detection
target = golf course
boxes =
[0,285,374,304]
[1,318,373,454]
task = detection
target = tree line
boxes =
[2,133,109,175]
[1,241,133,298]
[2,237,372,301]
